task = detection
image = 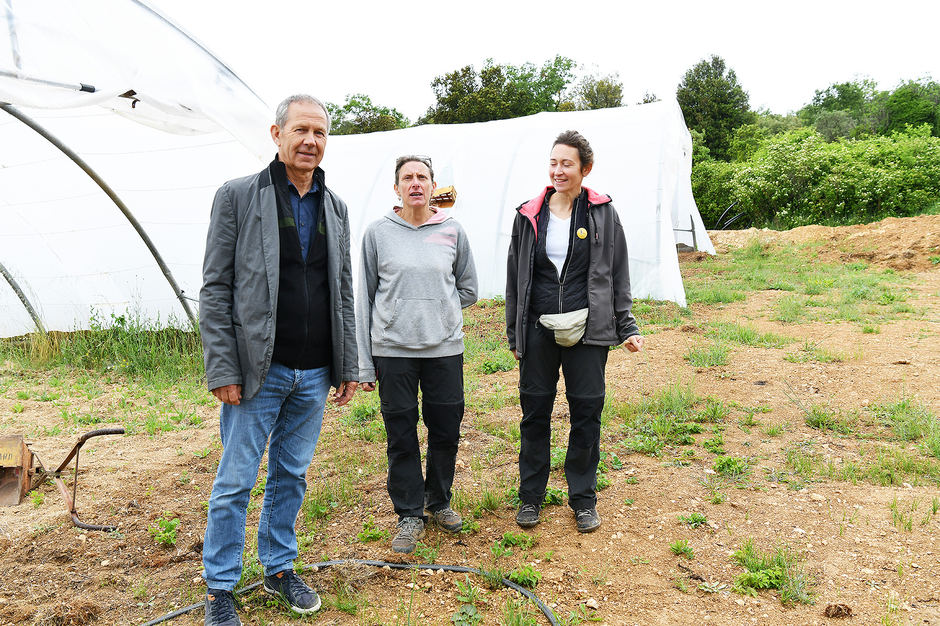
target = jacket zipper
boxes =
[558,196,579,313]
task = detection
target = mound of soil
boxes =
[708,214,940,271]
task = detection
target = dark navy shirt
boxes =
[287,180,320,261]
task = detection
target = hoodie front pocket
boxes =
[382,298,451,348]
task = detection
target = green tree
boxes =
[815,110,857,142]
[689,128,712,164]
[327,94,409,135]
[883,78,940,136]
[568,73,624,110]
[638,92,660,105]
[798,78,878,125]
[729,124,768,161]
[754,110,803,136]
[676,55,754,161]
[422,56,576,124]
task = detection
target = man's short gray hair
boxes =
[275,94,331,133]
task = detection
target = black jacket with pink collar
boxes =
[505,186,639,357]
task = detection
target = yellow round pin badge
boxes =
[577,227,587,239]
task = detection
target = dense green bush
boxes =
[690,159,736,228]
[692,124,940,228]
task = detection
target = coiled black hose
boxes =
[137,558,561,626]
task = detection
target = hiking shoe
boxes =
[515,502,541,528]
[263,569,321,614]
[205,589,241,626]
[391,517,426,553]
[575,507,602,533]
[428,507,463,532]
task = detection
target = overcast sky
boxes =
[154,0,936,122]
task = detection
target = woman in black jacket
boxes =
[505,130,644,533]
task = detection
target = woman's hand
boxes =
[624,335,644,353]
[361,382,376,392]
[512,349,519,360]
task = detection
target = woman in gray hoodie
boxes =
[357,155,478,554]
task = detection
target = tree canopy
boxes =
[797,76,940,139]
[676,54,754,161]
[883,79,940,136]
[326,93,409,135]
[421,56,576,124]
[560,72,624,111]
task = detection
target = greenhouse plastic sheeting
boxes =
[0,0,269,337]
[1,1,711,337]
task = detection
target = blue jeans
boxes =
[203,361,331,591]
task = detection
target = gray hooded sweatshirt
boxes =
[357,208,478,383]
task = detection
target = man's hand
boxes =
[212,384,243,405]
[332,381,358,406]
[624,335,645,353]
[361,382,376,392]
[511,349,519,360]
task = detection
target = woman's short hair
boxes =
[553,130,594,168]
[394,155,435,185]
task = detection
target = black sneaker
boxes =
[575,507,602,533]
[205,589,241,626]
[391,517,426,553]
[515,502,541,528]
[263,569,321,614]
[428,507,463,532]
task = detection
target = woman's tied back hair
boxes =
[553,130,594,168]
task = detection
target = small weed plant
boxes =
[670,539,694,559]
[499,531,538,550]
[714,456,751,479]
[508,564,542,589]
[677,512,708,528]
[731,538,814,605]
[148,513,179,547]
[356,516,389,543]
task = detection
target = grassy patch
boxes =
[632,298,690,327]
[783,340,845,364]
[731,538,813,605]
[708,322,794,349]
[684,339,730,368]
[869,395,935,442]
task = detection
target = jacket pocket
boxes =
[382,298,453,348]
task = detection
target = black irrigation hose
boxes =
[137,558,561,626]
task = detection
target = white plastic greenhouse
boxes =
[0,0,712,338]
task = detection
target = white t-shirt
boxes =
[546,211,570,279]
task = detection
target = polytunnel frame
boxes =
[0,101,197,334]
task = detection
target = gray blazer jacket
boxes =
[199,164,358,399]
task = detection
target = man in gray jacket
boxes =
[199,94,358,626]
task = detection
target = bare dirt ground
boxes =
[1,215,939,626]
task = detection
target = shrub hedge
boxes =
[693,124,940,229]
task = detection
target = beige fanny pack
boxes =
[538,308,589,347]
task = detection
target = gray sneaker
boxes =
[205,590,241,626]
[515,502,541,528]
[392,517,426,553]
[428,507,463,532]
[263,569,321,613]
[575,507,602,533]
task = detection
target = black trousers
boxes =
[375,354,464,521]
[518,321,608,511]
